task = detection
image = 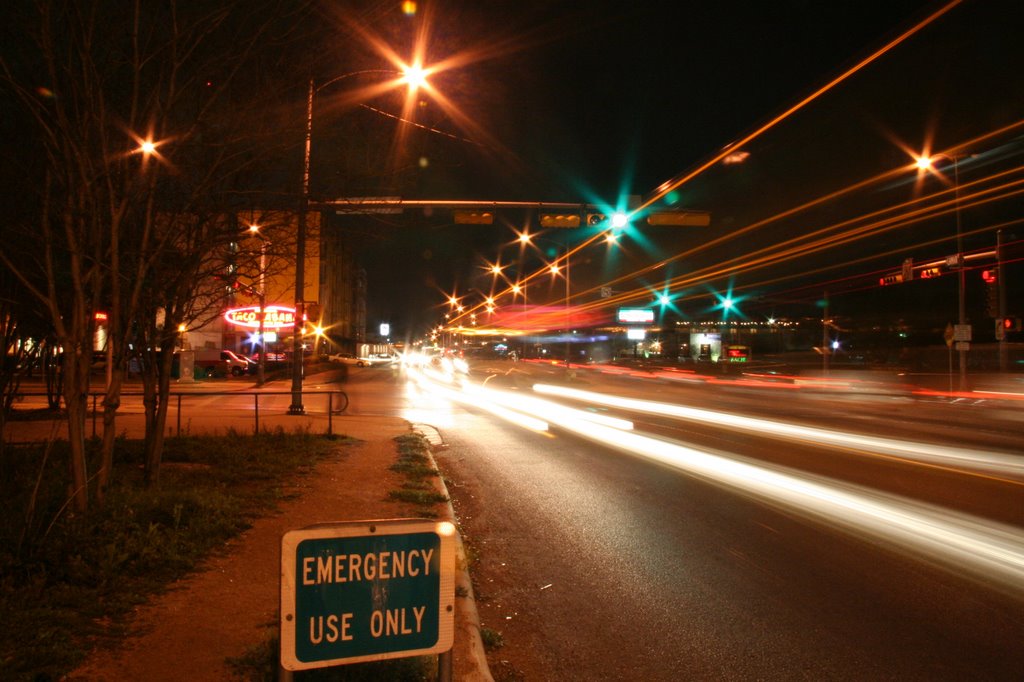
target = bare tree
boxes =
[1,0,321,508]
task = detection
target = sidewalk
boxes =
[7,390,492,680]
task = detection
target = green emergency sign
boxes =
[280,519,456,671]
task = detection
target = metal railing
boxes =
[9,390,349,438]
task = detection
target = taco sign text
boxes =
[223,305,298,330]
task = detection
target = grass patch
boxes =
[0,429,350,682]
[387,488,448,506]
[388,461,437,478]
[387,433,447,514]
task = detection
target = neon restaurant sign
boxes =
[223,305,302,330]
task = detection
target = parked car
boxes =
[328,352,374,367]
[194,349,254,377]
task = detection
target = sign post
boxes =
[280,519,456,672]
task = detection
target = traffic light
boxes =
[1003,317,1022,332]
[453,211,493,225]
[539,213,581,228]
[586,213,606,226]
[879,273,904,286]
[982,268,998,318]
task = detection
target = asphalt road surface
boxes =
[416,360,1024,680]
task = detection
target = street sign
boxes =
[645,210,711,226]
[617,307,654,324]
[334,196,403,214]
[280,519,456,671]
[953,324,972,342]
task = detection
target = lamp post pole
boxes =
[918,152,969,391]
[257,240,268,387]
[289,78,314,415]
[289,68,426,414]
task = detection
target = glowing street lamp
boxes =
[523,232,571,368]
[291,68,429,414]
[401,63,429,90]
[916,151,968,390]
[247,224,271,386]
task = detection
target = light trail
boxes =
[407,369,549,433]
[640,0,964,213]
[549,414,1024,598]
[408,367,633,433]
[409,367,1024,596]
[533,383,1024,482]
[575,167,1024,317]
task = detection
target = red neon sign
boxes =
[223,305,301,330]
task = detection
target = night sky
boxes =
[348,0,1024,340]
[3,1,1021,343]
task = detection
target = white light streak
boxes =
[532,384,1024,481]
[405,371,1024,594]
[408,369,548,432]
[530,399,1024,595]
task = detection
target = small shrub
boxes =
[387,489,448,505]
[480,627,504,650]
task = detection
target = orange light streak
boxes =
[639,0,964,215]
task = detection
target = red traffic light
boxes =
[1003,317,1022,332]
[879,273,903,286]
[981,268,997,284]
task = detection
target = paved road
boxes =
[417,361,1024,680]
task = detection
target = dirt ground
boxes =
[67,435,445,681]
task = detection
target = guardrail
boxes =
[9,390,349,438]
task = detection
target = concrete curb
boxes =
[414,427,494,682]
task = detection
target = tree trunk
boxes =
[96,363,125,506]
[62,346,91,513]
[141,346,160,487]
[143,343,178,488]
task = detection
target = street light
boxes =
[247,224,270,387]
[521,232,572,368]
[916,152,967,391]
[290,67,428,415]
